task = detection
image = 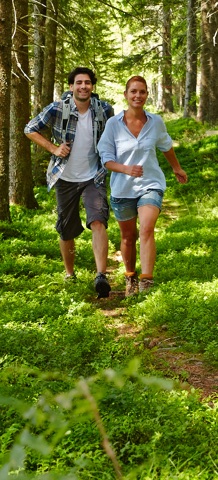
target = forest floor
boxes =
[101,292,218,401]
[93,249,218,403]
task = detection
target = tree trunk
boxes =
[33,0,59,186]
[162,1,174,112]
[184,0,198,117]
[9,0,38,208]
[208,0,218,123]
[32,0,47,185]
[198,0,211,121]
[0,0,12,221]
[198,0,218,123]
[41,0,58,106]
[33,0,46,116]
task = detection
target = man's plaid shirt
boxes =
[24,97,109,191]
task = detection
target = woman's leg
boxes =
[118,217,138,296]
[138,205,160,276]
[118,217,138,273]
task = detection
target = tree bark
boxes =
[184,0,198,117]
[33,0,46,116]
[162,1,174,112]
[199,0,218,123]
[41,0,58,107]
[208,0,218,123]
[9,0,38,208]
[32,0,47,185]
[32,0,59,186]
[0,0,12,221]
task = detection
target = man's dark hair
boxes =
[68,67,97,85]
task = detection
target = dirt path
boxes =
[103,304,218,401]
[97,251,218,402]
[154,348,218,401]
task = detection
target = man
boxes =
[25,67,112,298]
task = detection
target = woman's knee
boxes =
[121,231,138,245]
[139,225,155,241]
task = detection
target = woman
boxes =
[98,76,188,296]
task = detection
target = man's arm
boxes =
[25,132,70,158]
[24,101,71,158]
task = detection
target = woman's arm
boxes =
[105,160,143,177]
[99,117,143,177]
[163,148,188,184]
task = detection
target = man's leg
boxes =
[59,238,75,276]
[82,180,111,297]
[90,220,111,298]
[90,220,108,274]
[55,179,84,278]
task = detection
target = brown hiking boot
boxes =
[139,278,154,292]
[125,272,138,297]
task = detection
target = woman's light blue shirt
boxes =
[97,110,173,198]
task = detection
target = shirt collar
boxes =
[70,96,95,113]
[118,109,151,121]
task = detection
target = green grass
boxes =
[0,118,218,479]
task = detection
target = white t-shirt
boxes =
[61,109,99,182]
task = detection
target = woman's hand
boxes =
[104,161,143,177]
[173,168,188,184]
[125,165,143,177]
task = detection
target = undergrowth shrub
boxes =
[0,119,218,479]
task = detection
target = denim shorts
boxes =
[110,189,164,221]
[55,178,109,240]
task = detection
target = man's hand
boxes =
[53,143,71,158]
[25,132,71,157]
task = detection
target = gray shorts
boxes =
[55,178,109,240]
[110,189,163,221]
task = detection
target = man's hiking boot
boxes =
[125,272,138,297]
[94,273,111,299]
[139,277,154,292]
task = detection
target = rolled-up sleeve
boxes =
[24,103,56,134]
[97,118,117,165]
[155,116,172,152]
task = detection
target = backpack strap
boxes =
[92,97,107,153]
[61,94,108,150]
[61,94,74,143]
